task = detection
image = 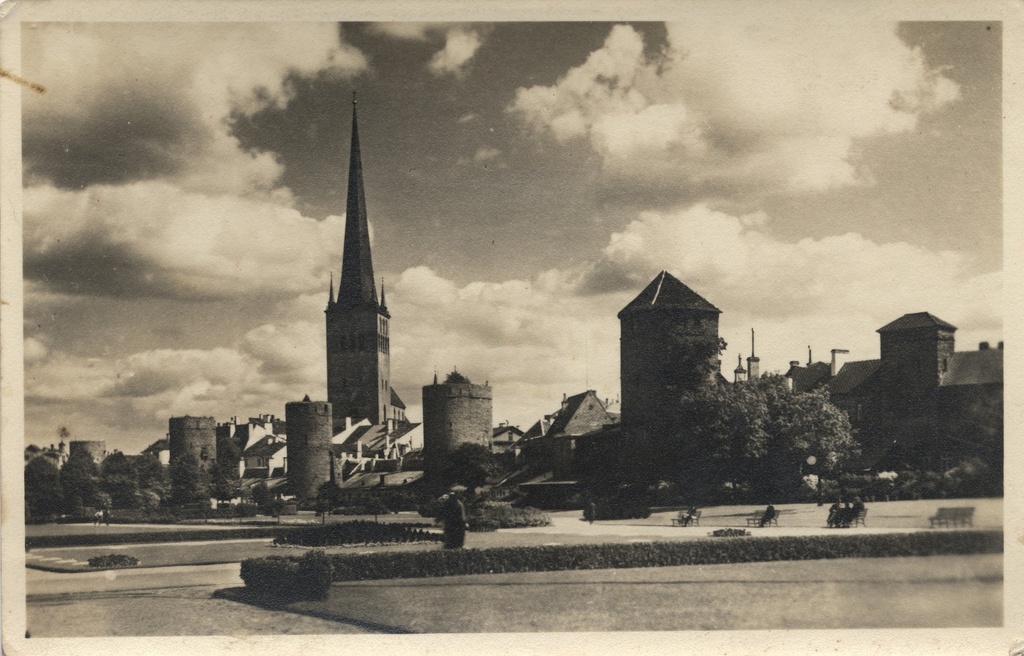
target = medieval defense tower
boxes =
[326,96,392,433]
[618,271,721,440]
[422,371,493,478]
[168,416,216,469]
[285,396,334,500]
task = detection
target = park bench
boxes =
[850,508,867,527]
[929,507,975,528]
[671,510,701,527]
[746,510,778,527]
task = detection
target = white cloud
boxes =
[23,181,344,300]
[428,27,483,76]
[511,22,960,200]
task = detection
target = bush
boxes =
[710,528,750,538]
[592,499,651,520]
[467,518,500,532]
[26,525,301,549]
[240,530,1002,592]
[87,554,139,568]
[272,520,442,547]
[469,502,551,529]
[240,550,334,600]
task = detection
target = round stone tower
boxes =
[285,396,334,500]
[168,416,217,469]
[422,371,493,479]
[68,440,107,464]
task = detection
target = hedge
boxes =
[273,521,442,547]
[240,550,333,600]
[26,525,302,550]
[87,554,139,568]
[240,530,1001,591]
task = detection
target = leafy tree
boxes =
[25,456,63,520]
[135,453,168,497]
[676,374,859,502]
[60,448,101,514]
[440,443,500,494]
[100,452,141,509]
[209,461,240,502]
[168,454,208,505]
[251,480,272,507]
[314,481,344,520]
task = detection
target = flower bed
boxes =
[710,528,750,537]
[87,554,139,568]
[272,520,442,547]
[240,529,1001,593]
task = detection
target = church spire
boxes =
[379,278,387,311]
[337,92,378,308]
[328,271,335,306]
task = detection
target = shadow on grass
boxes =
[212,587,414,634]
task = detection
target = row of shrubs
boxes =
[241,530,1001,598]
[240,550,334,600]
[468,502,552,532]
[272,521,442,547]
[26,525,301,550]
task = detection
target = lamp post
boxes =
[806,455,823,506]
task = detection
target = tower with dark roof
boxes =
[326,97,392,432]
[617,271,722,436]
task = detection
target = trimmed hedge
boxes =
[240,530,1001,591]
[240,550,334,600]
[471,503,551,529]
[87,554,139,568]
[273,521,442,547]
[26,525,302,550]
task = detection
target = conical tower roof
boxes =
[618,271,720,318]
[336,94,378,309]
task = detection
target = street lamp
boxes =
[806,455,823,506]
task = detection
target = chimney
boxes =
[561,393,568,412]
[979,341,989,350]
[831,349,850,377]
[746,328,760,379]
[807,346,812,365]
[789,360,800,369]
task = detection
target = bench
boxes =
[671,510,701,527]
[746,510,778,527]
[850,508,867,527]
[929,507,975,528]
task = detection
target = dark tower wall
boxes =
[325,97,391,432]
[422,381,493,478]
[285,399,334,500]
[68,440,106,464]
[168,416,217,469]
[618,272,721,438]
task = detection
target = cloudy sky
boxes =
[21,20,1001,452]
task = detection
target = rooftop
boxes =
[877,312,957,333]
[618,271,720,317]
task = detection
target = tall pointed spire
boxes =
[328,272,335,306]
[379,278,387,311]
[337,92,378,308]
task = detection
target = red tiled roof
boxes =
[877,312,957,333]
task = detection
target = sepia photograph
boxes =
[1,2,1019,654]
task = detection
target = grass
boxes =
[249,554,1001,632]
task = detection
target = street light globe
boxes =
[806,455,817,466]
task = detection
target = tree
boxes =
[168,454,207,506]
[135,452,169,500]
[676,374,859,503]
[314,481,344,521]
[440,443,500,494]
[61,448,101,514]
[25,456,63,520]
[209,462,240,503]
[100,452,141,509]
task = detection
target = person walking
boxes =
[441,493,467,549]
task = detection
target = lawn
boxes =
[265,554,1002,632]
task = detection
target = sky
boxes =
[20,20,1002,453]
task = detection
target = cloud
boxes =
[366,23,484,76]
[428,28,483,76]
[23,182,343,300]
[510,22,960,204]
[22,23,367,194]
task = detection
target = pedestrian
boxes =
[102,507,110,526]
[587,500,597,524]
[826,501,841,528]
[93,510,102,526]
[441,493,467,549]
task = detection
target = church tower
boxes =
[326,96,391,433]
